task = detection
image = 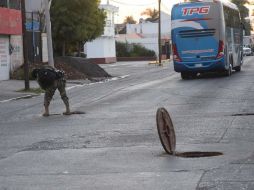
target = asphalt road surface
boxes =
[1,58,254,190]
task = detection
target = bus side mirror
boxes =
[241,23,246,35]
[241,23,245,30]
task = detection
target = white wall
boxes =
[25,0,43,12]
[126,12,171,37]
[86,3,118,60]
[41,33,48,62]
[10,35,23,72]
[86,37,116,58]
[118,11,171,57]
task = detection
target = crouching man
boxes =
[32,66,71,116]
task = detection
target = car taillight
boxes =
[172,44,182,62]
[216,40,224,59]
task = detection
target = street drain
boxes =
[156,107,223,158]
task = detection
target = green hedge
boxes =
[116,42,156,57]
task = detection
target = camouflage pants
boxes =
[44,78,69,107]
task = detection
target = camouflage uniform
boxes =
[33,66,70,116]
[44,77,69,110]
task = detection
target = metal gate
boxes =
[0,36,10,80]
[26,31,42,63]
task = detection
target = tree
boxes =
[141,8,159,22]
[51,0,106,56]
[231,0,252,35]
[123,16,137,24]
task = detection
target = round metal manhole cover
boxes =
[156,107,176,154]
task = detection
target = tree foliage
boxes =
[51,0,106,56]
[231,0,252,35]
[141,8,159,22]
[123,16,137,24]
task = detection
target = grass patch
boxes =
[17,88,45,94]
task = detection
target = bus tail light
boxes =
[173,44,182,62]
[216,40,224,59]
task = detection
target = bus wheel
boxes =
[181,72,189,80]
[234,65,241,72]
[224,64,232,76]
[189,72,197,78]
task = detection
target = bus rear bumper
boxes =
[174,59,226,73]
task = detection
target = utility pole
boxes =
[158,0,162,66]
[44,0,54,67]
[21,0,30,90]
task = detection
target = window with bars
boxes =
[0,0,8,8]
[0,0,20,10]
[9,0,21,10]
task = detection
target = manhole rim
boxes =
[156,107,176,154]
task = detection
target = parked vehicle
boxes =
[243,46,252,56]
[243,36,254,52]
[171,0,243,79]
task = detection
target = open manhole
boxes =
[70,111,85,114]
[175,151,223,158]
[49,111,85,116]
[231,113,254,116]
[156,107,223,158]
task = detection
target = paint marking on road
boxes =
[125,75,176,91]
[86,74,177,104]
[0,75,130,103]
[0,95,37,103]
[66,75,130,90]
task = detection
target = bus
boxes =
[171,0,243,79]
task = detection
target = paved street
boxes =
[1,59,254,189]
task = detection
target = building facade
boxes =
[85,3,119,64]
[25,0,48,63]
[0,0,48,80]
[116,11,171,60]
[0,0,22,80]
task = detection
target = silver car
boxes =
[243,46,252,56]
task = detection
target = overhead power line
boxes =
[110,0,157,7]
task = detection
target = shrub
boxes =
[116,42,155,57]
[116,42,130,57]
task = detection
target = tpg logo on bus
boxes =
[182,6,210,16]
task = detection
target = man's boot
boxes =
[43,104,50,117]
[63,100,71,115]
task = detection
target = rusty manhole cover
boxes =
[156,107,176,154]
[156,107,223,158]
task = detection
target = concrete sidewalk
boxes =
[0,79,91,102]
[0,80,40,102]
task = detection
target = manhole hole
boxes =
[49,111,85,116]
[156,107,223,158]
[175,151,223,158]
[71,111,85,115]
[231,113,254,116]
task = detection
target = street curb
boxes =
[148,59,171,65]
[0,94,39,103]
